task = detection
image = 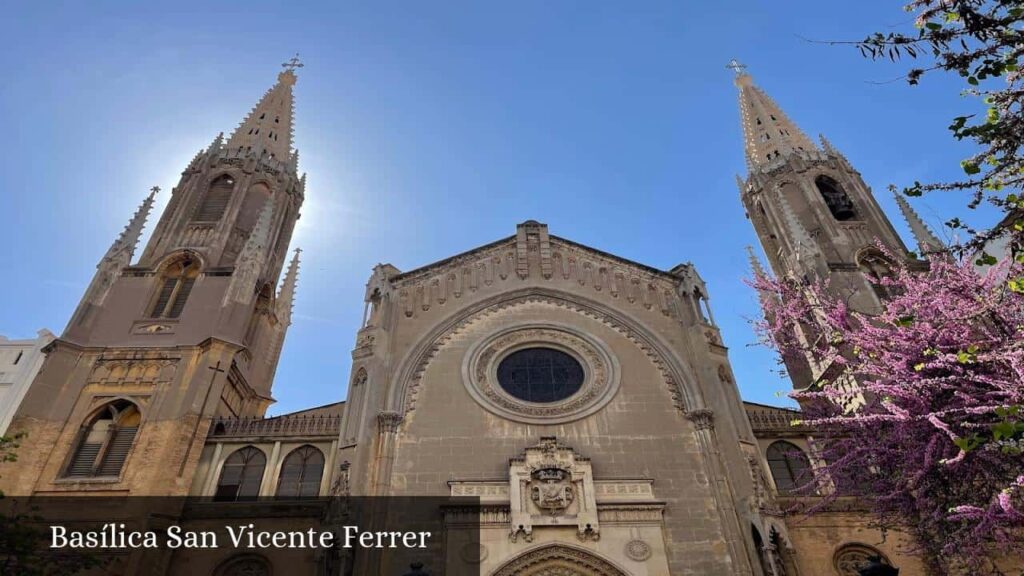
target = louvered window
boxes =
[149,256,200,318]
[215,446,266,501]
[194,175,235,222]
[275,445,324,498]
[64,401,140,479]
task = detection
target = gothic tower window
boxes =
[149,255,200,318]
[815,175,857,221]
[834,544,892,576]
[194,175,235,222]
[215,446,266,501]
[275,445,325,498]
[64,400,141,478]
[766,440,812,494]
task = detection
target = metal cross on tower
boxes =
[282,53,304,72]
[726,59,747,75]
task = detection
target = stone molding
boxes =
[490,543,630,576]
[392,288,701,418]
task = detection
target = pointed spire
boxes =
[731,63,818,172]
[735,174,747,194]
[892,190,944,254]
[277,248,301,325]
[245,199,276,256]
[746,245,767,278]
[103,186,158,265]
[777,189,819,266]
[226,57,300,163]
[223,199,275,306]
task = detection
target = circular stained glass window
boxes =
[496,347,585,403]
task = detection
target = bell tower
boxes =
[732,61,938,390]
[0,60,306,496]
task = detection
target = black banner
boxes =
[0,496,483,576]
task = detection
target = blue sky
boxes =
[0,1,1002,414]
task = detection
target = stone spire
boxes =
[777,189,819,268]
[731,63,818,171]
[276,248,301,325]
[103,186,158,266]
[226,56,300,162]
[892,190,944,253]
[224,200,275,306]
[746,245,767,278]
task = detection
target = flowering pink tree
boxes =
[751,251,1024,574]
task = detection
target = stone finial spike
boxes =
[777,189,818,265]
[103,186,158,265]
[223,200,276,306]
[746,245,767,278]
[818,133,835,153]
[246,199,276,254]
[733,70,818,173]
[208,131,224,153]
[226,62,299,165]
[892,190,944,254]
[735,174,747,194]
[276,248,301,325]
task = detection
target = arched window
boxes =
[194,175,235,222]
[65,400,140,478]
[766,441,812,494]
[149,255,200,318]
[214,446,266,501]
[815,175,857,221]
[834,544,892,576]
[275,445,325,498]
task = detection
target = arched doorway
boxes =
[491,543,630,576]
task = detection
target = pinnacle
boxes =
[892,189,944,253]
[734,73,818,172]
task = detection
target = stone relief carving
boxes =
[462,324,620,424]
[624,539,652,562]
[509,437,599,543]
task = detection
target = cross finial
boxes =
[282,53,304,73]
[726,58,747,76]
[150,185,161,195]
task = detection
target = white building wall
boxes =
[0,329,55,436]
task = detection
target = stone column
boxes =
[371,411,403,496]
[686,409,755,575]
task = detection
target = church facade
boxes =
[0,62,952,575]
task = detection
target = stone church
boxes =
[0,60,952,575]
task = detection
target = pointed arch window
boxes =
[64,400,140,478]
[275,445,325,498]
[214,446,266,501]
[150,256,200,318]
[815,175,857,221]
[766,441,812,494]
[195,175,235,222]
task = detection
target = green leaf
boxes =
[914,363,926,372]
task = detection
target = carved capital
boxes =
[377,411,404,433]
[685,409,715,431]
